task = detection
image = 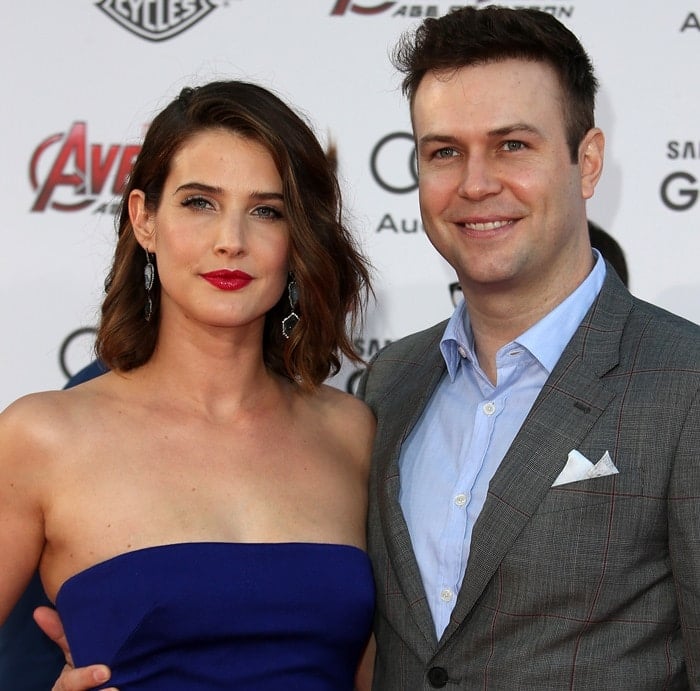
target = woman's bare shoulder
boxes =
[1,388,69,427]
[308,384,376,463]
[0,375,116,453]
[316,383,375,426]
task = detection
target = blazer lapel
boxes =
[371,323,447,648]
[442,271,633,641]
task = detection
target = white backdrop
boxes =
[2,1,699,409]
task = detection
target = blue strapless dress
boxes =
[55,542,375,690]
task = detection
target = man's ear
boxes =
[129,190,156,249]
[579,128,605,200]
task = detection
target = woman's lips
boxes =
[200,269,252,291]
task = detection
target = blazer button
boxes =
[427,666,449,688]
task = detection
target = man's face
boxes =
[412,59,603,302]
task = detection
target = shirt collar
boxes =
[440,249,607,380]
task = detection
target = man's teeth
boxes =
[464,220,511,231]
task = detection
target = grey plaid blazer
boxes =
[358,269,700,690]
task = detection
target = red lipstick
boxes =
[201,269,252,291]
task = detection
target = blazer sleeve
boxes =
[668,385,700,686]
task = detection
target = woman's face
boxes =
[131,128,290,336]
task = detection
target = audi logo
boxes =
[59,327,97,379]
[370,131,418,194]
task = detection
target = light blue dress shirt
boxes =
[399,251,607,638]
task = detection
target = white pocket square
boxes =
[552,449,619,487]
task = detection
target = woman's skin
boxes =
[1,129,375,691]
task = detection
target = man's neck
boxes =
[463,256,595,384]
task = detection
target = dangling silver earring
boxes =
[144,248,155,322]
[282,276,299,339]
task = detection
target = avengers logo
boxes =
[96,0,217,42]
[29,122,140,212]
[370,132,417,194]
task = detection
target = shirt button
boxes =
[454,493,468,507]
[457,346,468,358]
[440,588,453,602]
[483,401,496,415]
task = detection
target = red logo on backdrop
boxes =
[330,1,396,15]
[29,122,140,212]
[95,0,217,42]
[331,2,567,18]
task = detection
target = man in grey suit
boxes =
[357,6,700,690]
[36,6,700,691]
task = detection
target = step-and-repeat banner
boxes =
[2,1,699,407]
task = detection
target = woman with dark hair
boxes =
[0,81,375,689]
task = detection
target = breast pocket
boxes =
[535,460,645,515]
[501,462,663,592]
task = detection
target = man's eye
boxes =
[434,147,457,159]
[502,141,525,152]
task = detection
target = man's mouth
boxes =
[461,219,514,231]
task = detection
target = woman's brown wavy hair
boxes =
[97,80,372,390]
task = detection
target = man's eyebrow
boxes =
[417,123,544,149]
[417,134,460,148]
[487,123,543,138]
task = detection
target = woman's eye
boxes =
[182,196,212,210]
[253,206,283,220]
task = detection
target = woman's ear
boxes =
[129,190,156,249]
